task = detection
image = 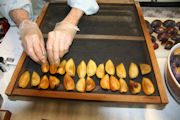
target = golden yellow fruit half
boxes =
[19,71,30,88]
[142,77,155,95]
[86,77,95,91]
[77,60,86,78]
[31,71,40,87]
[105,59,115,75]
[41,61,49,73]
[38,75,49,89]
[116,63,126,78]
[76,78,86,92]
[174,48,180,55]
[140,64,152,75]
[63,74,75,90]
[50,63,58,74]
[129,62,139,79]
[109,76,120,91]
[49,76,60,89]
[57,60,66,75]
[87,59,97,77]
[129,80,141,94]
[65,58,76,77]
[96,63,105,78]
[119,78,128,93]
[100,74,110,89]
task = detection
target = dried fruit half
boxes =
[49,76,60,89]
[31,71,40,87]
[129,80,141,94]
[63,74,75,90]
[50,63,57,74]
[77,60,86,78]
[57,60,66,75]
[38,75,49,89]
[86,77,95,91]
[129,62,139,79]
[119,78,128,93]
[174,48,180,55]
[41,61,49,73]
[116,63,126,78]
[87,59,97,77]
[76,78,86,92]
[105,59,115,75]
[142,77,155,95]
[110,76,120,91]
[140,64,152,75]
[19,71,30,88]
[65,58,76,77]
[100,74,110,89]
[96,63,105,78]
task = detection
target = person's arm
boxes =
[9,9,30,26]
[9,9,46,64]
[62,8,83,26]
[46,0,99,67]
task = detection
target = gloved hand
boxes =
[47,21,79,67]
[18,20,47,64]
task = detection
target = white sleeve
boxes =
[0,0,33,26]
[67,0,99,15]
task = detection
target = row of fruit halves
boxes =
[19,59,155,95]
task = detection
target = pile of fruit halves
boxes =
[19,59,155,95]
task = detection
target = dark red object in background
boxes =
[0,18,10,39]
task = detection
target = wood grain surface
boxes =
[135,2,168,104]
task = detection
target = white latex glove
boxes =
[47,21,79,66]
[18,20,47,64]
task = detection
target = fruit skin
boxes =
[119,78,128,93]
[153,42,159,50]
[19,71,30,88]
[57,60,66,75]
[63,74,75,90]
[41,61,49,73]
[151,35,156,42]
[154,27,165,34]
[31,71,40,87]
[76,78,86,92]
[105,59,115,75]
[96,63,105,78]
[142,77,155,95]
[49,76,60,89]
[77,60,86,78]
[166,27,177,36]
[87,59,97,77]
[86,77,95,91]
[151,20,162,28]
[116,63,126,79]
[176,22,180,30]
[140,64,152,75]
[65,58,76,77]
[109,76,120,91]
[157,33,169,44]
[145,20,153,34]
[129,62,139,79]
[50,63,57,74]
[38,75,49,89]
[129,80,141,94]
[163,20,176,28]
[100,74,110,90]
[164,41,174,50]
[171,34,180,45]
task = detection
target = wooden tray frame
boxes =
[5,1,168,105]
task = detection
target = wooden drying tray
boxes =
[5,1,168,106]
